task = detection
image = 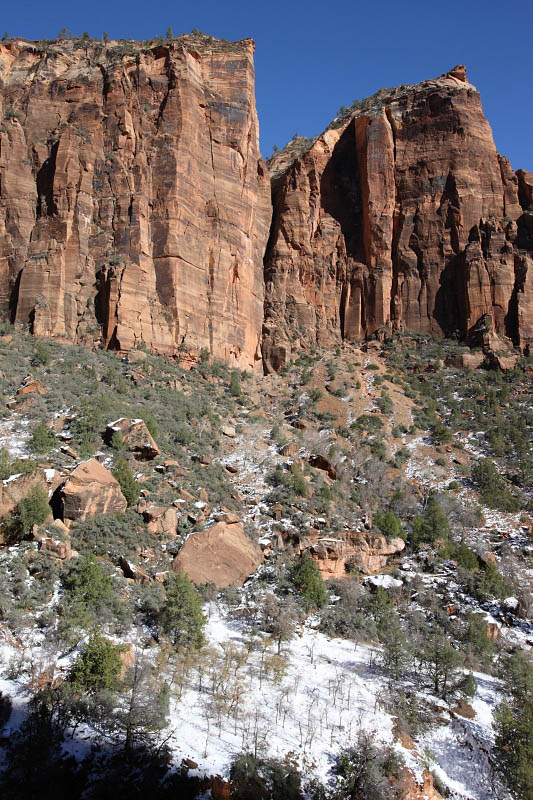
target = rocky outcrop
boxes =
[106,418,159,460]
[172,519,263,587]
[307,531,405,577]
[0,35,271,369]
[57,458,127,522]
[263,66,533,370]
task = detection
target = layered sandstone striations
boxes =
[0,35,271,368]
[263,66,533,371]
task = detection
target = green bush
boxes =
[0,449,35,480]
[70,634,124,693]
[374,509,405,540]
[410,497,449,548]
[291,552,327,610]
[158,573,206,648]
[28,422,56,454]
[18,487,50,535]
[112,457,140,507]
[471,458,520,512]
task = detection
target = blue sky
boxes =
[2,0,531,170]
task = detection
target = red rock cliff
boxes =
[263,66,533,371]
[0,36,271,368]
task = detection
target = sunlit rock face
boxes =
[263,66,533,371]
[0,36,271,369]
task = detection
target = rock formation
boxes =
[57,458,127,522]
[105,417,160,460]
[0,35,271,369]
[263,66,533,370]
[0,40,532,373]
[307,531,406,577]
[172,518,263,587]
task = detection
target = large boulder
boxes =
[0,469,48,518]
[58,459,127,523]
[172,520,263,588]
[106,418,160,460]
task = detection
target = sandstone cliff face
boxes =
[0,36,271,369]
[263,66,533,371]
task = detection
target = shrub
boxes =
[471,458,520,512]
[374,510,405,540]
[158,573,206,648]
[333,731,404,800]
[32,341,51,366]
[28,422,56,454]
[18,487,50,535]
[494,652,533,800]
[229,369,242,397]
[70,634,124,693]
[112,457,140,507]
[291,552,327,610]
[0,449,35,480]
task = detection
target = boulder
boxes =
[172,520,263,588]
[142,505,178,535]
[0,469,48,519]
[6,374,46,411]
[106,418,160,460]
[40,537,72,560]
[58,459,127,522]
[221,425,236,438]
[119,556,151,585]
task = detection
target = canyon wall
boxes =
[263,66,533,371]
[0,36,271,369]
[0,44,531,372]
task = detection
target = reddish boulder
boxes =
[172,520,263,587]
[59,458,127,522]
[106,418,160,460]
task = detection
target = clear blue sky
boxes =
[2,0,531,170]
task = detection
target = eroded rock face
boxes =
[308,531,405,577]
[0,36,271,369]
[263,66,533,370]
[58,458,127,522]
[172,519,263,587]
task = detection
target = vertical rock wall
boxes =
[0,36,271,368]
[263,66,533,371]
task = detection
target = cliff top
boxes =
[0,30,255,59]
[268,65,475,180]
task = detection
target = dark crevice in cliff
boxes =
[36,141,59,217]
[321,121,363,263]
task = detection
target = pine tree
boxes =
[112,456,140,506]
[158,573,206,648]
[291,552,327,610]
[70,634,123,693]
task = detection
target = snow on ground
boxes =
[159,604,502,797]
[422,672,508,799]
[0,416,32,458]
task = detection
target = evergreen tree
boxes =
[28,421,56,454]
[494,651,533,800]
[18,487,50,535]
[112,456,140,506]
[158,573,206,648]
[70,634,123,694]
[291,552,327,610]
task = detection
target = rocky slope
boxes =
[0,35,271,368]
[263,66,533,371]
